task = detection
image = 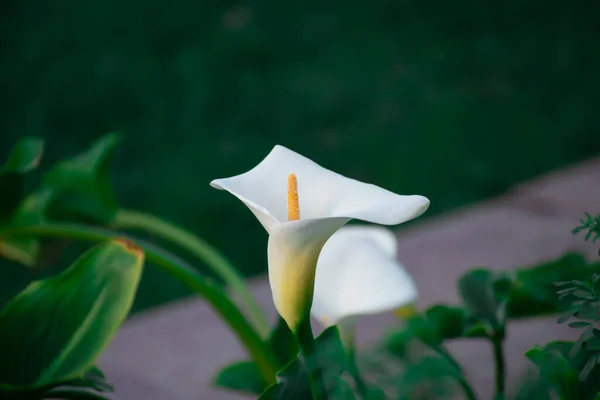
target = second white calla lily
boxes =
[210,145,429,332]
[311,225,419,331]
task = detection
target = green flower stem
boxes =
[491,337,505,400]
[296,317,325,400]
[430,344,477,400]
[112,208,270,338]
[0,223,279,385]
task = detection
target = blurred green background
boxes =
[1,0,599,312]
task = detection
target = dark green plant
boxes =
[0,135,280,390]
[517,210,600,400]
[0,240,144,399]
[573,213,600,255]
[5,135,600,400]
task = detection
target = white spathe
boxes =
[210,145,429,332]
[311,225,418,328]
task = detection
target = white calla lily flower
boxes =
[210,145,429,332]
[311,225,418,332]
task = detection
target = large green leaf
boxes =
[43,133,121,223]
[0,138,44,221]
[0,239,144,388]
[214,361,266,395]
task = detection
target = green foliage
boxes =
[215,361,267,395]
[43,133,121,223]
[396,356,460,400]
[524,341,600,400]
[258,327,358,400]
[459,269,507,335]
[0,138,44,222]
[267,317,300,365]
[553,276,600,380]
[0,138,46,265]
[0,135,271,343]
[214,317,298,395]
[0,240,144,388]
[507,253,600,318]
[386,305,469,359]
[574,213,600,255]
[0,367,114,400]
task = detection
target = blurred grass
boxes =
[1,0,599,312]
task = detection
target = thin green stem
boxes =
[0,223,278,384]
[296,317,325,400]
[113,208,270,338]
[492,337,505,400]
[430,344,477,400]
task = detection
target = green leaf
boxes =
[314,326,350,383]
[463,320,491,338]
[43,133,121,222]
[526,341,600,398]
[0,239,144,388]
[507,254,599,318]
[267,317,299,365]
[580,354,598,381]
[260,357,311,400]
[524,344,580,399]
[213,317,297,395]
[397,356,460,399]
[258,383,286,399]
[41,389,111,400]
[0,367,112,400]
[573,290,595,299]
[557,309,577,324]
[458,269,505,330]
[257,327,355,400]
[213,361,266,395]
[386,305,470,359]
[570,322,592,328]
[0,137,44,221]
[329,378,358,400]
[1,138,44,174]
[424,305,467,340]
[0,189,54,266]
[584,337,600,352]
[570,326,595,358]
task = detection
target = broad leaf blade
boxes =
[43,133,121,222]
[213,361,266,395]
[0,239,144,387]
